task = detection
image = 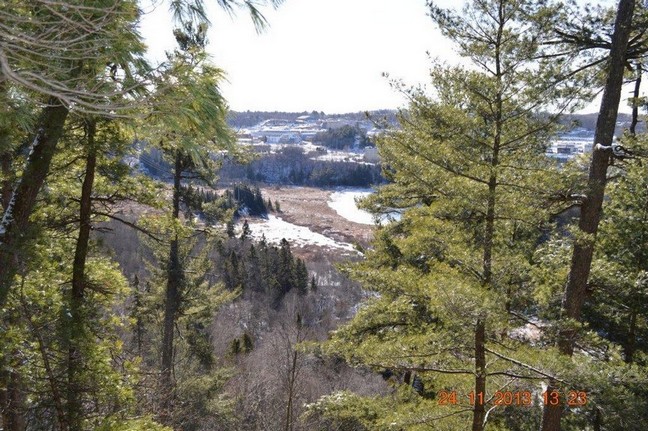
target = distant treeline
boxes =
[560,112,639,133]
[219,146,384,187]
[181,183,270,220]
[228,110,636,134]
[312,125,372,150]
[227,109,398,129]
[228,110,327,128]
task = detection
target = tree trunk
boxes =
[472,319,486,431]
[0,99,69,307]
[540,382,562,431]
[284,350,298,431]
[0,367,26,431]
[1,151,11,211]
[0,81,13,211]
[630,62,642,136]
[542,1,636,429]
[133,275,144,357]
[624,309,637,363]
[160,149,184,426]
[30,316,69,431]
[67,119,97,430]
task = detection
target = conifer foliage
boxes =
[316,1,595,430]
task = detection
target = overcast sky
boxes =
[139,0,618,114]
[139,0,463,113]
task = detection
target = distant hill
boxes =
[228,110,641,135]
[561,113,643,135]
[227,110,398,129]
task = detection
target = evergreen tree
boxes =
[240,219,252,241]
[538,1,642,429]
[0,0,148,308]
[310,275,317,292]
[317,1,589,429]
[143,21,239,425]
[295,259,309,295]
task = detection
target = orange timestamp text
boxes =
[437,390,587,407]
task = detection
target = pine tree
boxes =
[240,219,252,241]
[538,1,639,429]
[294,259,309,295]
[142,22,239,425]
[310,275,318,292]
[318,1,589,429]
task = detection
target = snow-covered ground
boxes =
[244,215,357,253]
[327,189,376,225]
[327,189,401,225]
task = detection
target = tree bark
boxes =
[160,149,184,426]
[541,1,636,429]
[630,62,642,136]
[0,367,26,431]
[558,0,634,356]
[0,81,13,211]
[0,98,69,307]
[67,119,97,430]
[1,152,11,211]
[472,319,486,431]
[624,309,637,363]
[284,350,298,431]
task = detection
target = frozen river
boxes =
[237,188,393,253]
[327,189,375,225]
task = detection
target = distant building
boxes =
[545,129,595,163]
[247,118,326,144]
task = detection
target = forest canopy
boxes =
[2,1,648,431]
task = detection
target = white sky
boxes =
[139,0,620,114]
[139,0,459,113]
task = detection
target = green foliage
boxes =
[0,219,151,429]
[586,137,648,364]
[137,214,239,426]
[313,125,371,149]
[94,417,171,431]
[1,0,149,113]
[315,0,598,428]
[1,0,288,429]
[213,236,312,305]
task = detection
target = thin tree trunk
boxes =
[0,98,69,307]
[624,309,637,363]
[133,275,144,357]
[0,81,13,210]
[25,308,70,431]
[542,1,636,429]
[630,62,642,136]
[472,319,486,431]
[160,149,184,426]
[284,350,298,431]
[67,119,97,430]
[471,3,503,427]
[1,151,11,211]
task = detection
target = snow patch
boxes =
[244,215,357,253]
[327,189,376,225]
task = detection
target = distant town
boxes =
[228,110,640,164]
